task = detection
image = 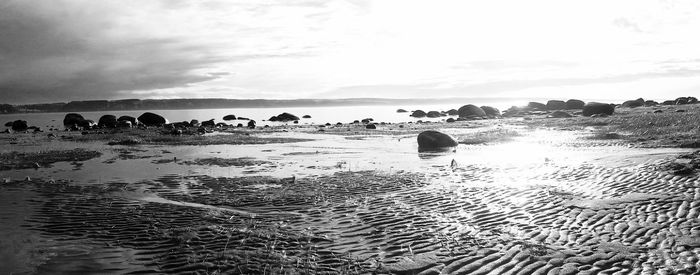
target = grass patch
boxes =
[522,104,700,147]
[70,128,313,146]
[178,157,272,167]
[0,148,102,170]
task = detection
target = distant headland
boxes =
[0,97,536,114]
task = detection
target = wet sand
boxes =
[1,115,700,274]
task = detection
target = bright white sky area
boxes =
[1,0,699,103]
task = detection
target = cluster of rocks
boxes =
[619,96,698,108]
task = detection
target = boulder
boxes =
[365,124,377,129]
[77,119,96,129]
[302,115,311,118]
[662,100,676,105]
[565,99,585,109]
[582,102,615,117]
[190,119,200,127]
[621,98,645,108]
[223,114,237,121]
[247,120,256,129]
[98,115,118,128]
[548,110,573,118]
[201,119,216,128]
[644,100,659,106]
[411,110,427,118]
[546,100,567,110]
[480,106,500,116]
[396,109,408,113]
[216,122,228,128]
[117,116,137,125]
[446,118,456,123]
[11,120,28,131]
[426,111,442,118]
[675,97,689,105]
[270,112,300,122]
[457,104,486,118]
[361,118,373,124]
[527,102,547,111]
[689,97,699,104]
[63,113,85,128]
[4,121,12,127]
[417,130,458,149]
[137,112,167,126]
[446,109,459,116]
[117,120,132,128]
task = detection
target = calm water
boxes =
[0,101,530,130]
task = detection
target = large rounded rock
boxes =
[137,112,167,126]
[480,106,500,116]
[247,120,256,129]
[63,113,85,128]
[396,109,408,113]
[565,99,585,109]
[621,98,645,108]
[457,104,486,118]
[546,100,566,110]
[223,114,237,121]
[11,120,28,131]
[417,130,458,149]
[426,111,442,118]
[582,102,615,117]
[446,109,459,116]
[98,115,118,128]
[117,116,137,125]
[201,119,215,128]
[527,102,547,110]
[270,112,300,122]
[365,124,377,129]
[410,110,427,118]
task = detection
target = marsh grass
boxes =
[0,148,101,170]
[68,127,313,146]
[523,104,700,147]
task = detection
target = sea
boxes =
[0,99,536,130]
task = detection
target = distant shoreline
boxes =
[1,97,606,114]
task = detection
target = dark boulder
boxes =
[98,115,118,128]
[396,109,408,113]
[457,104,486,118]
[270,112,300,122]
[426,111,442,118]
[446,118,456,123]
[411,110,427,118]
[190,119,200,127]
[644,100,659,106]
[565,99,585,109]
[137,112,167,126]
[247,120,256,129]
[11,120,28,131]
[546,100,567,110]
[361,118,373,124]
[417,130,458,149]
[302,115,311,118]
[117,116,137,125]
[675,97,689,105]
[365,124,377,129]
[77,119,96,129]
[216,122,228,128]
[662,100,676,105]
[117,120,132,128]
[527,102,547,111]
[480,106,500,116]
[63,113,85,128]
[201,119,216,128]
[446,109,459,116]
[548,110,573,118]
[237,123,243,128]
[223,115,237,121]
[621,98,645,108]
[582,102,615,116]
[237,117,250,120]
[4,121,12,127]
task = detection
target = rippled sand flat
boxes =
[1,123,699,274]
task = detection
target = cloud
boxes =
[0,0,225,104]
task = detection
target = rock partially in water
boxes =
[411,110,427,118]
[223,114,237,121]
[63,113,85,129]
[98,115,117,128]
[396,109,407,113]
[480,106,500,116]
[11,120,28,131]
[417,130,458,150]
[565,99,585,109]
[269,112,300,122]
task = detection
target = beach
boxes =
[1,103,699,274]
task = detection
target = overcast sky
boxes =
[1,0,700,104]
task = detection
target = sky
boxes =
[1,0,700,104]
